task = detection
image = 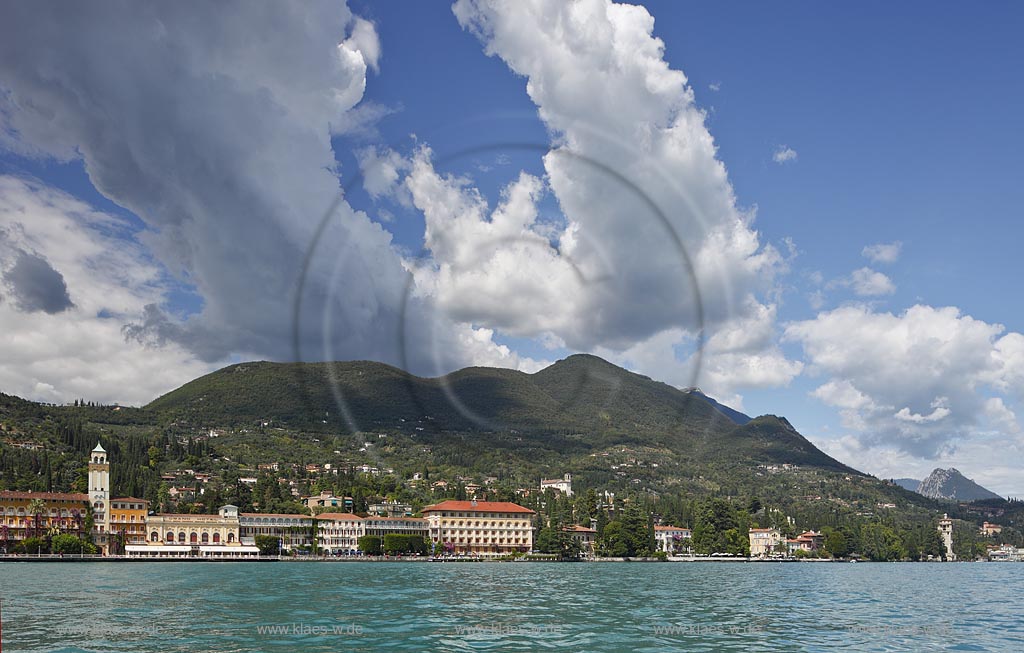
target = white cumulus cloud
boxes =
[786,304,1024,458]
[862,241,902,264]
[773,145,798,164]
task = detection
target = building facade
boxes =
[749,528,782,557]
[363,516,428,539]
[127,505,258,558]
[654,525,692,554]
[239,513,314,551]
[317,513,364,554]
[540,474,573,496]
[0,490,90,550]
[109,497,150,547]
[422,500,535,556]
[564,524,597,557]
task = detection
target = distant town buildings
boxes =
[988,544,1021,562]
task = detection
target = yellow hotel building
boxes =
[109,497,150,546]
[0,490,90,549]
[421,500,535,556]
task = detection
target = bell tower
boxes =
[89,442,110,540]
[938,513,956,561]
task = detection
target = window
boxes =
[213,533,221,543]
[178,532,186,543]
[202,533,209,543]
[166,532,175,542]
[151,531,159,542]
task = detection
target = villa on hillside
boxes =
[980,522,1003,536]
[540,473,573,496]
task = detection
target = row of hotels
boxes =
[0,444,704,558]
[4,445,1005,560]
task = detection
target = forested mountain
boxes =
[4,355,1016,555]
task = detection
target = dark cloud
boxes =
[3,250,74,314]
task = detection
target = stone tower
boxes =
[937,513,956,561]
[88,442,110,542]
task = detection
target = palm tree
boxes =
[26,499,46,539]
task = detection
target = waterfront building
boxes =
[126,504,259,558]
[0,490,90,549]
[363,516,428,539]
[109,497,150,546]
[564,524,597,557]
[748,528,783,557]
[540,474,573,496]
[317,512,364,554]
[421,500,535,556]
[793,530,824,552]
[988,545,1021,562]
[654,525,692,554]
[938,514,956,561]
[239,512,314,551]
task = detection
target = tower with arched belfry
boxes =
[88,442,110,549]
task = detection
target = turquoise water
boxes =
[1,561,1022,652]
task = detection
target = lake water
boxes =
[1,561,1022,652]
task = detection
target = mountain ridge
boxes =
[917,468,1002,502]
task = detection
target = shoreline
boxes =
[0,554,990,563]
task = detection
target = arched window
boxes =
[178,532,186,543]
[201,533,209,543]
[213,533,221,543]
[228,533,235,543]
[151,531,159,542]
[190,532,198,544]
[166,532,175,542]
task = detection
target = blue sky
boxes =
[0,1,1021,494]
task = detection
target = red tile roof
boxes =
[421,500,534,514]
[111,497,150,503]
[240,513,312,519]
[654,525,690,531]
[316,513,363,521]
[0,490,89,502]
[564,525,597,533]
[151,513,231,519]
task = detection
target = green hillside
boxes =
[7,354,1010,551]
